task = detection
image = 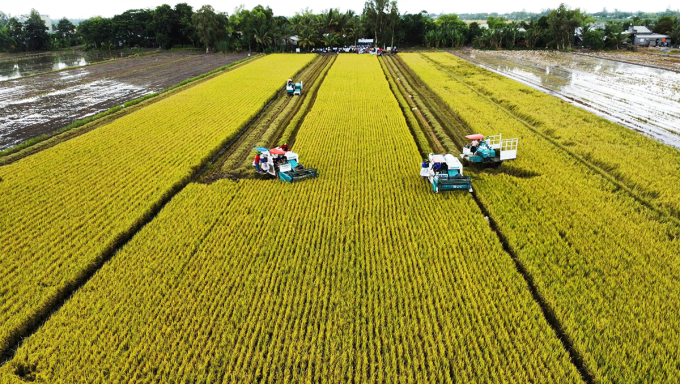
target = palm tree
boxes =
[348,16,364,46]
[606,22,629,50]
[298,29,317,51]
[279,23,296,47]
[254,23,273,50]
[323,32,340,47]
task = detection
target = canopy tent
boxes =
[465,134,485,140]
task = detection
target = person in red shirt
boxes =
[281,142,290,151]
[253,152,261,172]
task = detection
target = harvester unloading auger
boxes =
[254,147,318,182]
[285,79,303,96]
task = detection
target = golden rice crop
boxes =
[0,55,581,383]
[0,54,314,356]
[401,52,680,383]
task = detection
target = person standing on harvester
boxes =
[253,152,261,173]
[281,142,290,151]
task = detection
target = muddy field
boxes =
[0,50,142,81]
[0,52,248,150]
[577,49,680,72]
[454,50,680,149]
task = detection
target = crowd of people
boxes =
[309,46,398,55]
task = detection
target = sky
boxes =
[2,0,675,20]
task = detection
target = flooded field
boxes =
[578,50,680,72]
[0,52,248,150]
[454,50,680,149]
[0,51,142,81]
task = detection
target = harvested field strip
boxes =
[0,55,582,383]
[11,55,195,102]
[383,55,468,152]
[402,52,680,383]
[426,52,680,220]
[0,52,250,152]
[0,54,261,165]
[0,54,315,358]
[378,56,435,156]
[204,55,335,182]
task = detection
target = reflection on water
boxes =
[459,50,680,149]
[0,51,135,81]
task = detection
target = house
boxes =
[40,15,53,33]
[574,22,606,46]
[626,25,670,47]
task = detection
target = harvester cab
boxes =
[461,133,518,167]
[421,153,473,193]
[286,79,303,95]
[254,147,318,182]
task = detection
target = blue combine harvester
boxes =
[460,133,518,167]
[254,147,318,182]
[420,153,473,193]
[285,79,303,95]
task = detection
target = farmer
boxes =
[433,161,442,173]
[420,159,429,179]
[471,139,479,153]
[281,142,290,151]
[253,152,261,173]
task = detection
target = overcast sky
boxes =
[3,0,675,20]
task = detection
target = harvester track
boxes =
[384,55,472,152]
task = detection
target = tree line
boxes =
[1,2,679,53]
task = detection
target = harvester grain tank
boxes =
[420,153,473,193]
[460,133,518,167]
[254,147,318,182]
[286,79,303,95]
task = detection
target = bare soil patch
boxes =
[0,52,248,150]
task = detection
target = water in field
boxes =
[0,51,137,81]
[455,50,680,149]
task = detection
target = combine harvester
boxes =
[254,147,318,182]
[420,153,473,193]
[419,133,518,193]
[285,79,303,95]
[460,133,518,167]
